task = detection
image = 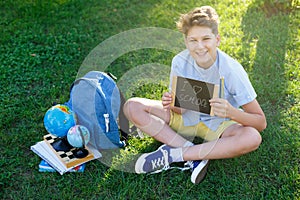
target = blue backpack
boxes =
[65,71,128,150]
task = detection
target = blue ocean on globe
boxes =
[44,104,76,137]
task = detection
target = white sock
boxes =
[170,148,184,162]
[183,141,194,147]
[168,141,194,163]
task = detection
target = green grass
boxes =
[1,0,299,199]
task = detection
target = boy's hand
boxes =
[209,98,233,118]
[162,92,173,109]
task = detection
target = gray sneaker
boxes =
[190,159,210,184]
[135,145,173,174]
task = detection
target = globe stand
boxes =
[73,146,89,158]
[51,136,73,152]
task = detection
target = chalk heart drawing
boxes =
[193,85,203,95]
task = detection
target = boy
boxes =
[123,6,266,184]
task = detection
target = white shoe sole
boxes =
[191,160,209,184]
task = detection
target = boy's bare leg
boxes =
[182,124,262,160]
[123,97,189,147]
[124,97,262,160]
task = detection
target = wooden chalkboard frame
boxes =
[171,76,219,115]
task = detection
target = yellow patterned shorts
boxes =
[169,111,236,142]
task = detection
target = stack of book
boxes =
[31,134,102,175]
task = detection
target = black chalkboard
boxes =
[171,76,219,115]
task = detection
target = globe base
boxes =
[73,147,89,158]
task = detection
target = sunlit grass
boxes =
[0,0,299,199]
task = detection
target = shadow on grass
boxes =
[241,0,292,109]
[1,0,298,199]
[238,0,298,198]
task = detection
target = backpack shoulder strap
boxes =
[106,72,129,141]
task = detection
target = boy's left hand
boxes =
[209,98,233,118]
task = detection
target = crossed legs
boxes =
[123,97,262,161]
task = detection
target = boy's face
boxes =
[185,26,220,69]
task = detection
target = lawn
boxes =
[0,0,299,199]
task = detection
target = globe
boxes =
[67,125,90,148]
[44,104,76,137]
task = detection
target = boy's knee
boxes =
[242,127,262,153]
[123,98,143,118]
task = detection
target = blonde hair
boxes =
[176,6,220,36]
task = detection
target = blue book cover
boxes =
[39,160,86,173]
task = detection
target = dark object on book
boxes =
[73,147,89,158]
[51,136,73,152]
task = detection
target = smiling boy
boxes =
[123,6,266,184]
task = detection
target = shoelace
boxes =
[150,153,192,175]
[184,160,194,169]
[150,149,170,171]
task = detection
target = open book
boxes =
[31,134,102,175]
